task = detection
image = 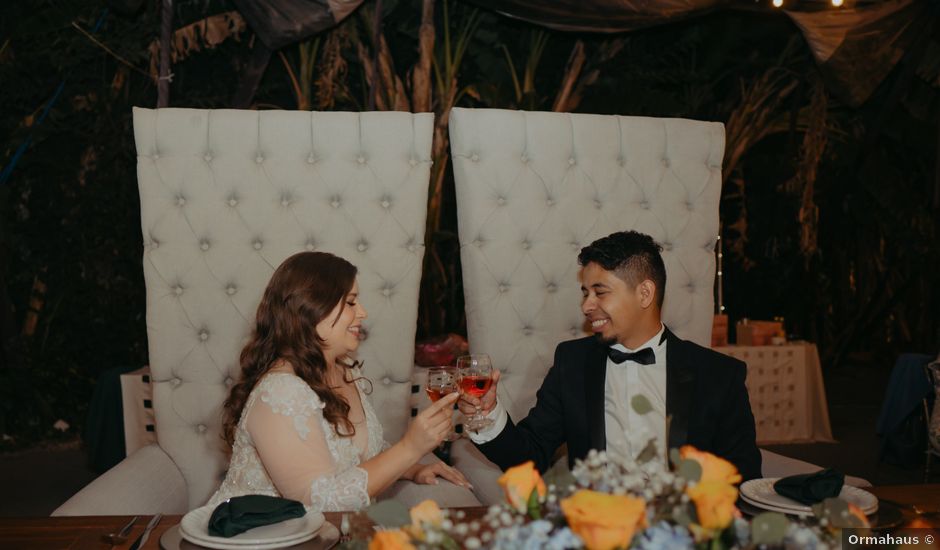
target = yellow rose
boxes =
[369,529,416,550]
[409,499,443,528]
[560,490,647,550]
[497,461,547,512]
[687,480,738,531]
[679,446,742,485]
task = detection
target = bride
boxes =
[207,251,469,511]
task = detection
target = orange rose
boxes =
[369,529,416,550]
[409,499,443,528]
[687,480,738,531]
[846,503,871,528]
[560,490,647,550]
[679,446,742,485]
[498,461,547,513]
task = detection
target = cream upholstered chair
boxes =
[446,108,722,502]
[55,108,478,515]
[444,108,862,504]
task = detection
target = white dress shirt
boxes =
[469,324,668,464]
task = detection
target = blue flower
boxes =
[733,517,750,546]
[784,524,822,549]
[545,527,582,549]
[634,521,694,550]
[490,520,582,550]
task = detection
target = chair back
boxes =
[449,108,723,422]
[134,108,433,507]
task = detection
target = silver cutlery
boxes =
[881,498,940,517]
[913,504,940,517]
[103,515,138,547]
[338,513,351,542]
[128,513,162,550]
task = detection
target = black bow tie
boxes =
[607,347,656,365]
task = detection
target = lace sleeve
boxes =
[246,375,370,512]
[308,465,370,512]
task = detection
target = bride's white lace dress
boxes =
[207,369,388,512]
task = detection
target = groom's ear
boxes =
[637,279,656,309]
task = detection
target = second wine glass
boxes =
[457,354,494,431]
[425,366,459,442]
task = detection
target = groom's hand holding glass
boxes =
[457,369,502,429]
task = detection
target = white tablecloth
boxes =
[715,343,835,445]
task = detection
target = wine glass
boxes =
[457,354,494,431]
[425,366,459,441]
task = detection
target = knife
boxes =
[128,513,162,550]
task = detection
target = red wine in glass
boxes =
[459,375,492,398]
[426,385,456,402]
[425,366,458,441]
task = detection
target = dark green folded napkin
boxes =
[773,468,845,506]
[208,495,306,538]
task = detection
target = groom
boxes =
[458,230,761,481]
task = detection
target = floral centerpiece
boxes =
[355,401,874,550]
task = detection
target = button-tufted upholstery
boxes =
[55,108,436,514]
[447,108,723,502]
[450,108,722,424]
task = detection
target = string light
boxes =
[716,232,724,316]
[831,0,843,5]
[772,0,783,7]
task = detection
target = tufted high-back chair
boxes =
[55,108,434,514]
[449,107,722,424]
[446,108,723,502]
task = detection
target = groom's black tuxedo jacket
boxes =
[475,328,762,481]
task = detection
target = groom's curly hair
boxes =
[578,231,667,308]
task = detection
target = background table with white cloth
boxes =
[715,342,835,445]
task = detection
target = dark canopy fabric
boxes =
[229,0,365,107]
[232,0,364,50]
[788,0,930,106]
[464,0,732,34]
[463,0,930,106]
[230,0,931,107]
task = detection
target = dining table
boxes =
[1,485,937,549]
[714,342,835,445]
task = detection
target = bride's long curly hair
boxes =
[222,251,363,446]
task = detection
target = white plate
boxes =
[740,493,816,516]
[179,504,324,549]
[740,478,878,515]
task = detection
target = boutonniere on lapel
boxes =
[629,393,671,465]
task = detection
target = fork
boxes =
[102,516,138,547]
[913,505,940,517]
[339,513,351,542]
[128,513,163,550]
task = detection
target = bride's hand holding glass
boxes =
[401,392,459,456]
